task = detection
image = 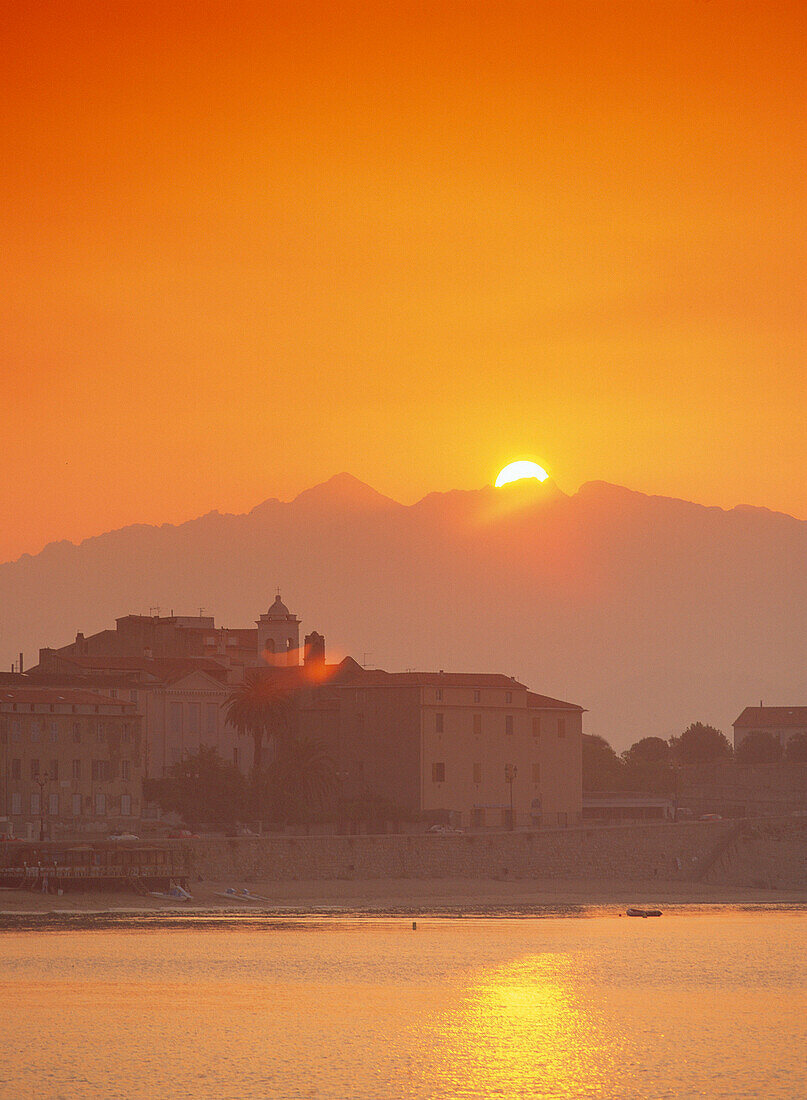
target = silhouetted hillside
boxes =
[2,472,804,748]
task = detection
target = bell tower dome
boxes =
[256,593,301,665]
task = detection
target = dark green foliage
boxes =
[259,736,337,824]
[582,734,626,791]
[735,730,783,764]
[225,671,297,779]
[674,723,732,765]
[622,737,670,766]
[144,746,247,829]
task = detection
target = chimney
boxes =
[18,652,23,674]
[304,632,326,669]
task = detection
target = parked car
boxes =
[428,824,464,835]
[699,813,723,821]
[108,831,140,841]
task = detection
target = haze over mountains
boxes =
[2,473,804,749]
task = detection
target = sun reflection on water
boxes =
[409,954,619,1099]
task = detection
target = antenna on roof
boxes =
[362,652,373,668]
[149,606,160,617]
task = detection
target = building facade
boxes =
[0,688,143,838]
[733,706,807,752]
[324,666,584,828]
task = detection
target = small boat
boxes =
[150,881,193,902]
[626,908,662,918]
[214,887,269,904]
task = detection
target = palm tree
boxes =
[224,671,297,780]
[271,737,336,821]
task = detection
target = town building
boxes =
[26,654,239,778]
[0,687,143,838]
[322,665,584,828]
[733,706,807,752]
[23,595,585,828]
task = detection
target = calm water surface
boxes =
[0,909,805,1099]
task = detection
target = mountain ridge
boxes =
[2,474,803,750]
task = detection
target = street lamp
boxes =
[36,771,49,842]
[505,764,517,831]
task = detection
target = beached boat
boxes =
[626,908,662,917]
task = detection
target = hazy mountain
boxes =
[2,472,804,749]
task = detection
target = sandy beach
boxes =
[1,876,806,917]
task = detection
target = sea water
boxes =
[0,909,804,1098]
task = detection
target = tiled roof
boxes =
[734,706,807,729]
[0,688,135,708]
[527,691,585,712]
[335,664,527,690]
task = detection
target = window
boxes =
[473,690,481,704]
[130,690,138,704]
[72,759,81,780]
[11,793,21,816]
[557,718,566,739]
[532,762,541,783]
[50,760,59,782]
[471,808,485,827]
[97,722,105,742]
[505,691,512,704]
[432,762,445,783]
[121,725,131,743]
[435,713,444,733]
[532,716,541,737]
[30,792,41,814]
[505,714,514,735]
[71,793,82,817]
[11,720,20,741]
[95,792,106,815]
[30,758,40,779]
[187,703,201,735]
[121,760,130,781]
[30,721,40,742]
[435,688,443,701]
[50,722,58,743]
[72,723,81,743]
[233,747,239,767]
[169,702,182,735]
[11,758,21,781]
[110,689,118,699]
[473,762,482,784]
[473,713,482,735]
[120,793,132,816]
[92,760,111,782]
[49,792,59,815]
[206,705,218,736]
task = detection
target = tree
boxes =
[267,737,337,823]
[785,732,807,763]
[674,723,732,765]
[735,730,783,765]
[224,670,297,780]
[582,734,626,791]
[622,737,670,767]
[621,737,674,794]
[144,746,247,830]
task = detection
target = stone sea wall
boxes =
[176,820,755,884]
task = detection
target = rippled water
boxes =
[0,909,805,1098]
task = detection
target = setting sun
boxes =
[495,461,549,488]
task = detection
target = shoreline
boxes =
[1,876,806,922]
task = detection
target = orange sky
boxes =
[2,1,806,562]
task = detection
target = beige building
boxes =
[0,687,143,837]
[330,668,584,828]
